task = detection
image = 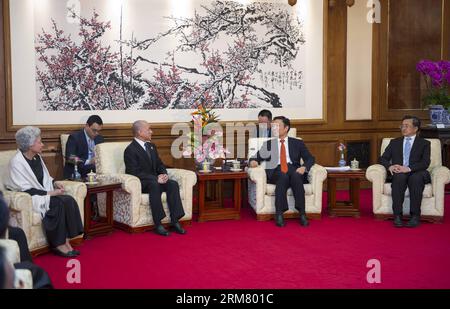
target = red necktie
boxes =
[280,139,288,174]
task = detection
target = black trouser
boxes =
[42,195,83,248]
[142,179,185,224]
[8,226,32,262]
[267,165,308,215]
[390,170,431,217]
[8,227,53,289]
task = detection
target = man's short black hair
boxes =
[258,110,272,121]
[0,192,9,239]
[402,115,421,130]
[86,115,103,126]
[273,116,291,132]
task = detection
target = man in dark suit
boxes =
[256,109,272,138]
[379,115,431,228]
[124,120,186,236]
[63,115,104,179]
[249,116,315,227]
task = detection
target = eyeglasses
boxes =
[399,125,414,129]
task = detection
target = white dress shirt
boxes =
[134,137,148,151]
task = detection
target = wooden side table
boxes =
[326,169,366,217]
[196,170,248,222]
[83,181,121,239]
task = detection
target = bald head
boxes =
[132,120,153,141]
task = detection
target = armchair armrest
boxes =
[307,164,327,193]
[366,164,387,183]
[167,168,197,189]
[247,166,267,185]
[167,168,197,218]
[2,191,32,241]
[366,164,387,213]
[2,191,32,212]
[55,181,87,224]
[247,166,266,211]
[15,269,33,289]
[97,173,142,205]
[430,166,450,215]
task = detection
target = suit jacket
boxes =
[250,137,315,179]
[379,136,431,173]
[63,129,104,179]
[124,139,167,191]
[256,125,271,138]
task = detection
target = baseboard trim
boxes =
[374,214,444,223]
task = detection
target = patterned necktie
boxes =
[280,139,288,174]
[404,137,412,167]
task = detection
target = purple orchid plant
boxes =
[416,60,450,109]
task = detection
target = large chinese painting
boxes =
[6,0,324,125]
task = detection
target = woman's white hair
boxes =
[15,126,41,152]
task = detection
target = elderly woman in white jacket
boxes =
[5,126,83,258]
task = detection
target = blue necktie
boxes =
[403,137,412,167]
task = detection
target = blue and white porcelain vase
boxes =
[338,152,346,167]
[428,105,445,125]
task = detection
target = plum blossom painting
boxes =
[7,0,324,125]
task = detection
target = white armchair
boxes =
[247,129,327,220]
[366,138,450,222]
[94,142,197,232]
[0,239,33,289]
[0,150,86,253]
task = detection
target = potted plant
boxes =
[416,60,450,125]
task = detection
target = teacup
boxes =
[232,161,240,170]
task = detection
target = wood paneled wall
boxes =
[0,0,448,180]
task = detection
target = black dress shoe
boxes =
[275,214,285,227]
[393,215,404,228]
[171,222,186,235]
[154,225,170,236]
[52,248,78,258]
[406,216,420,228]
[299,214,309,227]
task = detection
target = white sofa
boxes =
[246,128,327,220]
[94,142,197,232]
[366,138,450,222]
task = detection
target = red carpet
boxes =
[34,190,450,289]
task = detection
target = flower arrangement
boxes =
[183,105,229,165]
[416,60,450,108]
[190,105,220,131]
[337,143,346,167]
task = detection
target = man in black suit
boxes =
[249,116,315,227]
[63,115,104,179]
[379,115,431,228]
[124,120,186,236]
[256,109,272,138]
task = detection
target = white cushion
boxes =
[266,184,313,196]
